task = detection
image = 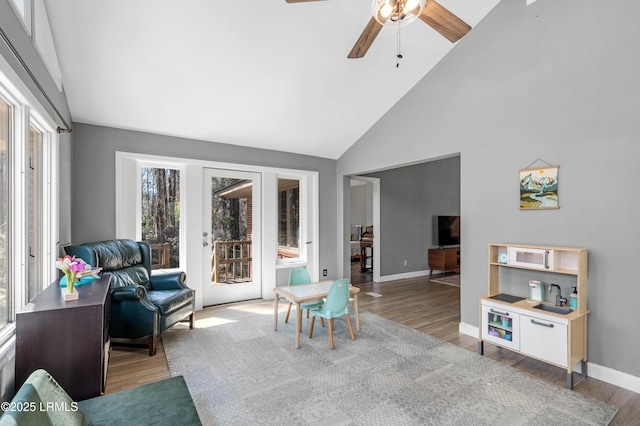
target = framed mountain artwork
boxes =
[519,165,559,210]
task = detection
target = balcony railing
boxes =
[149,243,170,269]
[210,240,301,283]
[211,240,252,283]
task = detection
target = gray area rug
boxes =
[163,309,617,425]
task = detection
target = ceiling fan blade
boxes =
[348,18,384,59]
[418,0,471,43]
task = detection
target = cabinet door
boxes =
[520,314,567,367]
[481,304,519,350]
[508,247,556,270]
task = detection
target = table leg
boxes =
[273,294,279,331]
[354,293,360,331]
[295,302,302,349]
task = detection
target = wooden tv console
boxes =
[428,247,460,275]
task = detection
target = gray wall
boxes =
[0,2,73,251]
[337,0,640,377]
[366,156,460,276]
[70,123,338,279]
[350,182,372,227]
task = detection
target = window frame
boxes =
[0,56,58,352]
[115,152,320,309]
[115,156,187,271]
[276,176,305,265]
[8,0,32,36]
[139,164,183,270]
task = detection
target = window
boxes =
[277,179,301,260]
[0,64,57,342]
[140,167,181,268]
[0,97,10,329]
[8,0,32,35]
[28,124,43,302]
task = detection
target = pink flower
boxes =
[56,255,90,293]
[68,262,86,274]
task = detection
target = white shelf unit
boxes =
[480,243,589,389]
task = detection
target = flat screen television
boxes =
[437,216,460,246]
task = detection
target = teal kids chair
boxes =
[284,266,324,323]
[308,279,356,349]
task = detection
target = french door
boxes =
[202,168,262,306]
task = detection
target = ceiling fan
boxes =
[286,0,471,59]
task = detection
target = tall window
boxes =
[28,124,43,302]
[0,66,56,344]
[277,179,300,259]
[140,167,181,268]
[0,97,10,329]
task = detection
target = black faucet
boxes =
[548,284,567,307]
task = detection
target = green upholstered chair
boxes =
[308,278,356,349]
[284,266,324,323]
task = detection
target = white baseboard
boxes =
[588,362,640,394]
[378,270,430,282]
[459,321,478,338]
[458,321,640,394]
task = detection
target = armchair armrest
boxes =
[150,271,188,291]
[111,285,147,301]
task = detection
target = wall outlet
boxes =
[403,260,407,267]
[322,269,327,276]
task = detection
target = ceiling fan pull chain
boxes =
[396,20,403,68]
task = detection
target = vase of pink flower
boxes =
[56,255,100,301]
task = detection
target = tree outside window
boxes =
[141,167,180,268]
[277,179,300,259]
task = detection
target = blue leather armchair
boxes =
[65,239,195,356]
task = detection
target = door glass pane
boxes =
[277,179,300,259]
[209,177,251,284]
[0,99,10,328]
[140,167,180,268]
[28,124,43,302]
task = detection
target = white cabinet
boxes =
[481,302,519,350]
[508,246,555,270]
[520,314,567,367]
[480,243,589,389]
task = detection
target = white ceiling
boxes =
[43,0,500,159]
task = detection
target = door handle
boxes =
[530,319,554,328]
[544,250,550,269]
[305,241,312,245]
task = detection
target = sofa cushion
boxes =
[77,376,200,425]
[146,289,194,315]
[90,240,143,271]
[108,265,151,290]
[0,369,87,426]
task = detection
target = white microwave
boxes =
[508,247,556,270]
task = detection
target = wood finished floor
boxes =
[105,264,639,425]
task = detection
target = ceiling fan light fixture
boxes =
[373,0,426,27]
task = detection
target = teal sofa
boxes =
[0,369,201,425]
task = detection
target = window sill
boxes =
[275,260,307,269]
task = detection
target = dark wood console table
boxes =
[428,247,460,276]
[15,274,111,400]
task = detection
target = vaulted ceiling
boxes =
[44,0,500,159]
